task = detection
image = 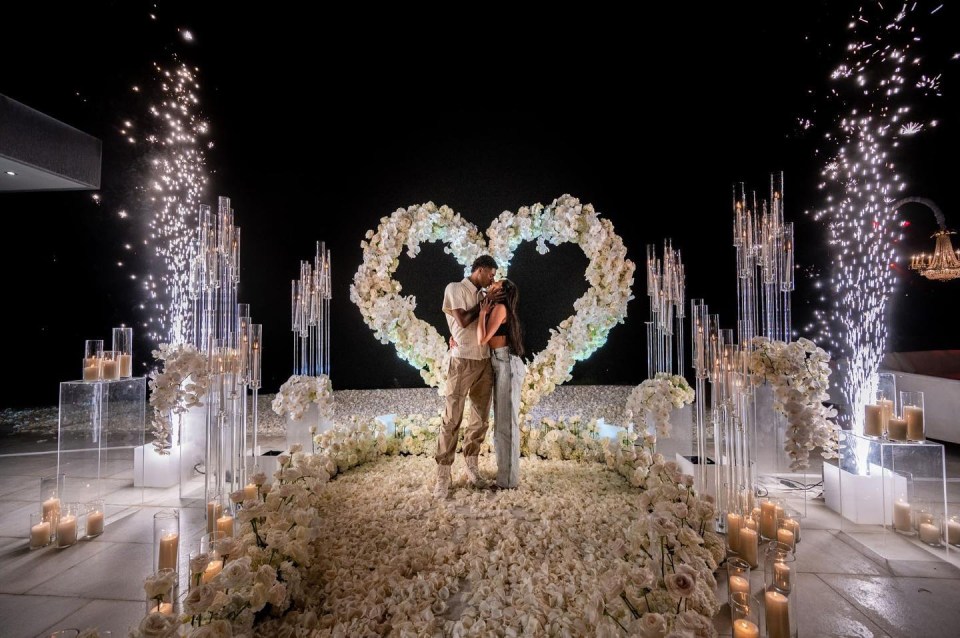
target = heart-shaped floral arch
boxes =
[350,195,635,417]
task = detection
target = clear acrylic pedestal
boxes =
[825,430,950,553]
[57,377,146,523]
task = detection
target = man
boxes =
[434,255,502,498]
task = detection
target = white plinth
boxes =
[134,444,181,488]
[823,461,908,525]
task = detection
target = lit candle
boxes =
[206,501,223,534]
[783,518,800,543]
[30,521,51,548]
[101,358,119,380]
[864,404,883,436]
[878,398,894,434]
[887,417,908,441]
[919,523,941,545]
[243,483,258,501]
[729,574,751,596]
[118,353,133,378]
[739,527,759,568]
[86,510,104,536]
[42,497,61,523]
[948,518,960,546]
[760,501,778,539]
[765,590,791,638]
[727,513,742,553]
[201,559,223,584]
[82,359,100,381]
[904,405,924,441]
[893,500,912,532]
[777,528,795,551]
[158,532,179,571]
[150,602,174,615]
[774,562,792,593]
[745,516,758,532]
[57,515,78,547]
[732,618,760,638]
[915,510,934,529]
[216,514,234,538]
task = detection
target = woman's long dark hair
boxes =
[499,279,525,358]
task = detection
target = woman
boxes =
[477,279,525,488]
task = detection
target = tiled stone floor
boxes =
[1,432,958,637]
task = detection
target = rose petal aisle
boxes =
[239,444,723,637]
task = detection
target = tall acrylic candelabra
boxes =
[291,241,332,377]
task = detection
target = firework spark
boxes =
[810,3,943,431]
[123,59,210,344]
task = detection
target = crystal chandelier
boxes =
[910,229,960,281]
[893,197,960,282]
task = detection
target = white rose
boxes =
[137,612,179,638]
[189,619,232,638]
[183,583,217,614]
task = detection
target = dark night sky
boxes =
[1,2,958,408]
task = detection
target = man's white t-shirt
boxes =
[442,278,489,360]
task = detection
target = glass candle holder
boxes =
[764,542,798,638]
[83,339,104,382]
[946,515,960,547]
[56,503,80,548]
[727,510,743,554]
[85,499,105,537]
[728,557,752,603]
[112,327,133,378]
[781,516,800,545]
[776,518,797,551]
[188,548,209,590]
[199,531,226,584]
[730,592,761,638]
[40,474,64,525]
[153,509,180,574]
[100,350,121,381]
[863,401,883,437]
[893,494,914,535]
[206,494,224,535]
[918,513,942,546]
[759,498,781,541]
[887,414,908,442]
[739,517,760,568]
[216,505,235,539]
[145,568,177,615]
[900,391,925,442]
[29,512,53,549]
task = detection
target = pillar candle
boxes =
[777,528,795,551]
[158,532,179,571]
[893,500,912,532]
[915,510,934,529]
[947,519,960,546]
[864,404,883,436]
[243,483,258,501]
[118,353,133,378]
[86,510,104,536]
[727,513,742,553]
[732,619,760,638]
[765,591,792,638]
[729,574,751,596]
[919,523,941,545]
[783,518,800,543]
[201,559,223,584]
[206,501,223,534]
[879,398,894,434]
[216,514,234,538]
[760,501,778,539]
[774,562,792,593]
[82,361,100,381]
[739,527,759,568]
[42,497,61,523]
[745,516,758,532]
[57,515,78,546]
[101,359,119,380]
[150,602,174,615]
[30,521,51,548]
[903,405,924,441]
[887,417,908,441]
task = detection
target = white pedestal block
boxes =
[134,444,181,488]
[823,460,908,525]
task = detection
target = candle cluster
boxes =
[862,389,925,442]
[81,328,134,382]
[30,490,104,550]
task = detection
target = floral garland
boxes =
[625,373,696,438]
[271,374,334,422]
[350,195,635,418]
[134,413,721,637]
[748,336,840,471]
[147,343,210,455]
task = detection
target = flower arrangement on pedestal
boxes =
[147,343,210,455]
[350,195,635,418]
[625,373,696,438]
[271,374,334,422]
[748,336,840,470]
